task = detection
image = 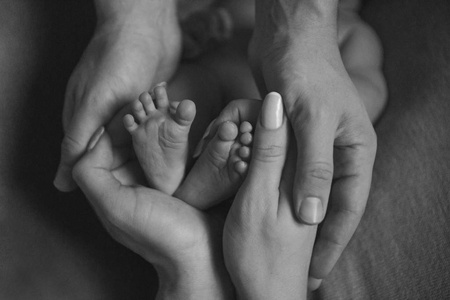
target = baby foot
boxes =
[123,85,196,194]
[174,120,253,209]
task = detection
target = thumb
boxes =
[54,109,105,192]
[72,127,136,226]
[245,92,289,192]
[72,127,117,200]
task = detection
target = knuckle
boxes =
[61,134,84,157]
[252,144,285,163]
[305,162,334,183]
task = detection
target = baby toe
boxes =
[153,83,169,111]
[132,99,147,122]
[123,114,138,133]
[240,132,253,145]
[218,121,238,142]
[239,146,251,160]
[240,121,253,134]
[174,99,196,127]
[234,160,248,175]
[139,92,155,114]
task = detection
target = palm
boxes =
[64,25,181,128]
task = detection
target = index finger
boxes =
[54,107,105,191]
[308,133,376,285]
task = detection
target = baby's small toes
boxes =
[240,132,252,145]
[234,160,248,175]
[239,146,251,160]
[139,92,155,114]
[154,83,169,112]
[132,99,147,122]
[123,114,138,133]
[240,121,253,133]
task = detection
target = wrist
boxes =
[254,0,339,41]
[233,273,307,300]
[156,259,234,300]
[154,234,234,300]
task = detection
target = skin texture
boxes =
[223,93,316,300]
[54,0,182,192]
[72,126,234,300]
[249,0,377,286]
[56,0,383,289]
[0,0,450,299]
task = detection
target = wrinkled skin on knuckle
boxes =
[60,134,84,159]
[304,162,334,184]
[290,95,339,133]
[252,143,286,163]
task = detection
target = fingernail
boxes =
[155,81,167,88]
[193,118,217,158]
[87,127,105,152]
[298,197,323,224]
[308,277,323,291]
[261,92,283,130]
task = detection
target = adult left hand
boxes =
[72,123,233,300]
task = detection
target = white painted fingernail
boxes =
[261,92,283,130]
[87,127,105,152]
[298,197,323,224]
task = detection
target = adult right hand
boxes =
[54,5,182,191]
[224,92,316,300]
[248,0,377,289]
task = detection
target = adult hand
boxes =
[224,92,317,300]
[54,1,182,191]
[249,0,377,288]
[72,126,233,300]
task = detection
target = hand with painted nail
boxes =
[249,0,377,288]
[72,127,233,300]
[223,92,317,300]
[53,0,182,192]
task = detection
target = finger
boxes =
[73,129,206,260]
[308,277,322,291]
[293,118,336,224]
[72,128,124,209]
[73,129,146,231]
[54,107,105,192]
[308,139,375,283]
[245,92,288,196]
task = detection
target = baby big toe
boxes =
[174,99,196,127]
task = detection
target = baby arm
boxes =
[339,5,388,122]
